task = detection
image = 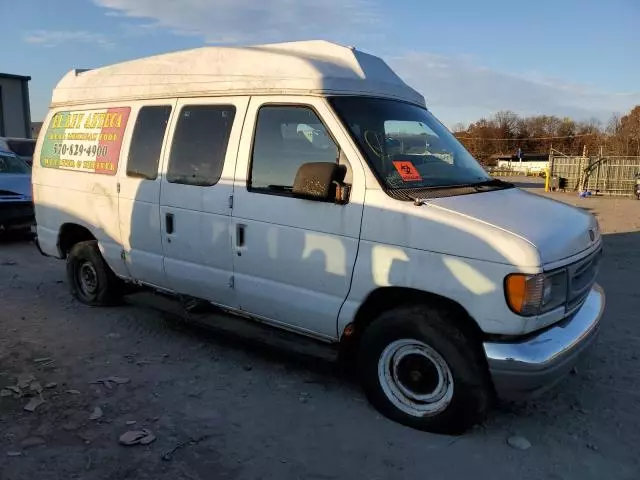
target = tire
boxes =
[66,240,122,306]
[357,304,492,435]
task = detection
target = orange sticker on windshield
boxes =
[392,161,421,182]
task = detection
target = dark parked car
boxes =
[0,149,34,233]
[0,137,36,166]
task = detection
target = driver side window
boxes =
[249,105,341,193]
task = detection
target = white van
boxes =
[32,40,605,434]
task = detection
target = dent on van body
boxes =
[228,95,368,340]
[32,104,133,277]
[429,188,600,265]
[337,189,544,338]
[31,167,123,262]
[361,190,542,268]
[338,239,531,337]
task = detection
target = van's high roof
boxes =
[51,40,426,109]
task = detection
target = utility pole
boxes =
[546,143,553,192]
[579,144,596,193]
[594,145,604,194]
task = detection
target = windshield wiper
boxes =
[471,178,514,190]
[406,179,514,205]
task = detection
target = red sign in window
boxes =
[392,161,421,182]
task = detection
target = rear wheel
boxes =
[357,304,492,435]
[66,240,122,306]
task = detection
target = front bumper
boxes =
[483,283,605,400]
[0,201,35,230]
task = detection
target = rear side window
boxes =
[127,106,172,180]
[167,105,236,186]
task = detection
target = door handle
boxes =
[236,224,245,248]
[166,213,174,234]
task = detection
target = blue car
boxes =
[0,149,34,233]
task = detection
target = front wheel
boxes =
[357,305,492,435]
[66,240,122,306]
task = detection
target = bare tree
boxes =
[452,122,466,133]
[454,106,640,160]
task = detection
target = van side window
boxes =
[126,106,172,180]
[250,106,339,193]
[167,105,236,187]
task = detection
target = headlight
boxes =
[504,270,568,316]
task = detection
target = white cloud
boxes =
[387,52,640,126]
[62,1,638,127]
[24,30,115,49]
[92,0,380,44]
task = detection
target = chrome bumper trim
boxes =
[484,283,605,400]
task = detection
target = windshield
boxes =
[0,153,30,174]
[330,96,491,189]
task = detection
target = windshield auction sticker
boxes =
[40,107,131,175]
[392,160,421,182]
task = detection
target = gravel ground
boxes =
[1,179,639,479]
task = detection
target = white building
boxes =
[496,154,549,174]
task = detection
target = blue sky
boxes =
[2,0,638,127]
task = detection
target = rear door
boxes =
[118,101,175,288]
[159,97,248,307]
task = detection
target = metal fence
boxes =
[549,155,640,196]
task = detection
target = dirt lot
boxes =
[1,180,639,480]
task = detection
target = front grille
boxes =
[0,189,22,198]
[565,247,602,314]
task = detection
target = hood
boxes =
[0,173,32,201]
[429,187,600,265]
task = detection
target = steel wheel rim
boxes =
[78,261,98,296]
[378,339,454,417]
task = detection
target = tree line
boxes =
[452,105,640,164]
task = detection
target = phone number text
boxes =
[51,143,109,157]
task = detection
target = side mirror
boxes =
[292,162,347,202]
